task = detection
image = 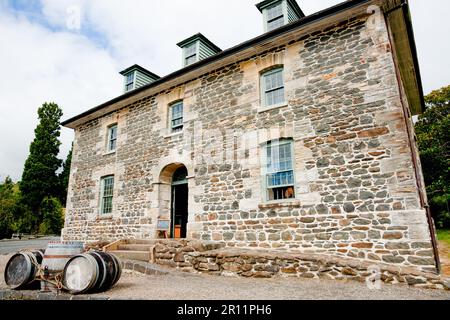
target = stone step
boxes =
[109,250,149,262]
[117,244,154,251]
[123,239,158,245]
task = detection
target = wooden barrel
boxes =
[40,241,84,292]
[62,251,122,294]
[4,249,45,290]
[110,252,122,286]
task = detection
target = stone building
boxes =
[61,0,440,273]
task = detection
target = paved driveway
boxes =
[0,237,60,255]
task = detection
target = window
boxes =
[184,43,197,66]
[266,2,284,31]
[261,68,285,107]
[100,176,114,214]
[107,124,117,152]
[125,72,135,92]
[170,102,183,133]
[265,139,295,201]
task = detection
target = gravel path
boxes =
[2,254,448,300]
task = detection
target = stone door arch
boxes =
[157,163,189,239]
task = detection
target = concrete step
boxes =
[117,244,153,251]
[109,250,149,262]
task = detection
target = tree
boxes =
[0,177,16,239]
[20,102,63,231]
[415,85,450,228]
[58,144,73,206]
[38,197,64,235]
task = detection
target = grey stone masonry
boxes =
[62,7,437,274]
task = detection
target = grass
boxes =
[437,229,450,247]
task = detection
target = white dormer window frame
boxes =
[124,71,136,92]
[183,42,198,67]
[263,0,288,32]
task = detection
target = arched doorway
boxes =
[170,166,188,239]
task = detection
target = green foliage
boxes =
[20,102,63,221]
[58,144,73,206]
[415,85,450,228]
[38,197,64,235]
[0,177,36,237]
[0,177,17,239]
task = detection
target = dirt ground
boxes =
[438,240,450,277]
[1,254,449,300]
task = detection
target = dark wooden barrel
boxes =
[62,251,121,294]
[4,249,45,290]
[110,252,122,286]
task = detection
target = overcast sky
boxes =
[0,0,449,182]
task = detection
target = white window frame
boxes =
[124,72,136,92]
[100,175,114,215]
[169,101,184,133]
[261,139,296,202]
[107,124,118,152]
[183,42,198,67]
[263,1,286,32]
[260,67,286,109]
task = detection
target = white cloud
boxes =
[0,9,120,181]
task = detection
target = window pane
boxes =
[171,103,183,132]
[267,3,283,21]
[185,55,197,66]
[267,16,284,31]
[126,73,134,84]
[185,43,196,56]
[264,70,283,91]
[265,141,294,200]
[267,171,294,187]
[262,69,284,107]
[172,103,183,118]
[172,119,183,127]
[265,87,285,106]
[109,139,116,151]
[101,176,114,214]
[108,125,117,151]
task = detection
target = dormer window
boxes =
[119,64,160,93]
[125,72,135,92]
[177,33,221,68]
[184,43,198,66]
[256,0,305,33]
[266,2,284,31]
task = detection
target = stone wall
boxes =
[142,240,448,290]
[63,10,437,273]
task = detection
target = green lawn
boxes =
[437,229,450,247]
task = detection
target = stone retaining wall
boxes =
[149,240,449,290]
